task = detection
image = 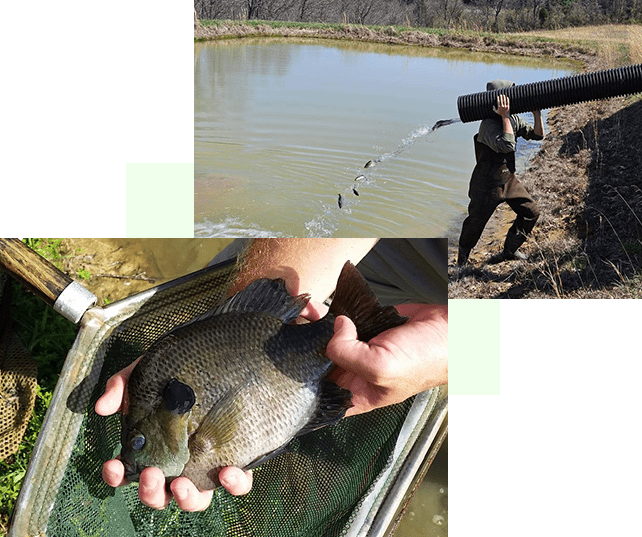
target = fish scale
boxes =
[120,261,407,491]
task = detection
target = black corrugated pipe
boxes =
[457,64,642,123]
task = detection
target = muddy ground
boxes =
[197,22,642,298]
[57,239,232,304]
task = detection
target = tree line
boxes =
[195,0,642,32]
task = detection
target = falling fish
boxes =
[431,118,460,131]
[364,160,377,169]
[354,174,366,182]
[119,262,407,491]
[338,194,343,208]
[353,187,359,196]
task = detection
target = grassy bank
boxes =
[195,19,597,62]
[197,20,642,298]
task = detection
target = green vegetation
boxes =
[0,239,78,535]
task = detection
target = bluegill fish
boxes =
[119,261,407,491]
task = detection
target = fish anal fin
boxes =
[243,444,292,471]
[295,380,353,438]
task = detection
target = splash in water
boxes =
[323,117,462,234]
[361,118,461,169]
[335,117,462,204]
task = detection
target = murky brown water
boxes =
[195,38,573,238]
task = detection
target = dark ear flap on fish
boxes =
[329,261,408,342]
[295,380,353,437]
[162,378,196,415]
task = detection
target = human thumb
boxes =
[327,316,370,375]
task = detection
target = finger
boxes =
[102,459,128,488]
[299,300,328,322]
[95,373,127,416]
[139,467,172,510]
[326,316,378,380]
[170,477,214,512]
[219,467,253,496]
[95,358,140,416]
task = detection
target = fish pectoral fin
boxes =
[191,383,246,453]
[295,380,353,437]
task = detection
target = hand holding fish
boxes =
[94,249,444,507]
[326,303,448,416]
[95,361,252,511]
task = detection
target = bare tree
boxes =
[247,0,263,19]
[439,0,464,26]
[493,0,504,30]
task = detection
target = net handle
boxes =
[0,238,96,324]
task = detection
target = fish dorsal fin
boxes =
[295,380,353,438]
[215,278,309,322]
[329,261,408,342]
[190,382,248,455]
[174,278,310,330]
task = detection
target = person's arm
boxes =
[494,94,513,137]
[478,95,517,153]
[230,238,379,299]
[531,109,544,138]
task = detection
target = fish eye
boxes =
[130,433,146,451]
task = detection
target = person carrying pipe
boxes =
[457,80,544,265]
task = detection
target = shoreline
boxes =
[196,21,641,298]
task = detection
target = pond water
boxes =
[194,38,574,238]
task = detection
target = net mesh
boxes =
[11,261,433,537]
[0,274,38,462]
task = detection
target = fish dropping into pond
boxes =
[338,193,343,208]
[119,262,407,491]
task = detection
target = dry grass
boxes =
[524,24,642,64]
[449,24,642,298]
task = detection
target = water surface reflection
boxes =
[195,38,573,237]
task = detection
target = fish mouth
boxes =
[122,459,140,483]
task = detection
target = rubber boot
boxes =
[457,246,471,266]
[501,230,528,261]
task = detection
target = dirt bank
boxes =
[197,22,641,298]
[449,63,642,298]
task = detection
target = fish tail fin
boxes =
[328,261,407,342]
